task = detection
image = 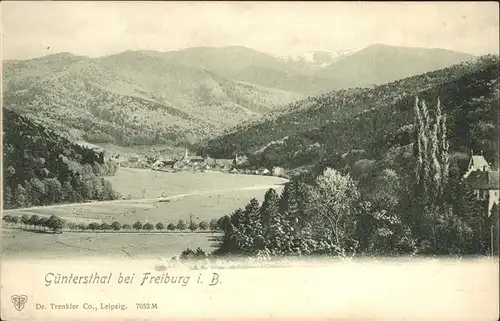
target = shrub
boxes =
[180,247,207,260]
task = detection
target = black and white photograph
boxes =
[1,1,499,320]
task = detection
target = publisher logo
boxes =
[11,295,28,311]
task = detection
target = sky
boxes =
[1,1,499,60]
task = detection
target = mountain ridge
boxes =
[3,44,476,148]
[201,55,499,172]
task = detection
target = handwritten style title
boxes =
[44,272,220,287]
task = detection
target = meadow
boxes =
[106,168,288,199]
[1,229,220,259]
[2,168,287,258]
[7,188,284,225]
[5,169,287,225]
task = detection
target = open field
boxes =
[2,169,287,258]
[4,169,287,225]
[1,229,221,259]
[6,188,284,225]
[107,168,289,199]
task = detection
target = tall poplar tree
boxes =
[413,96,450,205]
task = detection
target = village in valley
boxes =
[109,147,283,177]
[2,3,500,320]
[2,2,499,263]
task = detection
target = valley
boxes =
[2,44,474,148]
[1,168,287,259]
[2,44,498,261]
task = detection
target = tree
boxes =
[43,178,62,204]
[143,222,154,231]
[38,217,48,230]
[241,198,262,251]
[102,179,117,200]
[167,223,176,231]
[453,182,489,254]
[188,222,198,232]
[21,214,30,229]
[100,222,111,231]
[111,221,121,231]
[88,222,99,231]
[411,97,455,250]
[29,215,40,230]
[217,211,243,254]
[435,99,450,195]
[308,168,360,256]
[10,216,20,227]
[355,201,417,255]
[279,181,309,231]
[198,221,209,230]
[93,162,104,176]
[92,177,105,200]
[122,224,132,230]
[78,176,94,200]
[132,221,143,231]
[413,97,450,205]
[261,188,283,251]
[62,180,77,203]
[2,215,13,224]
[263,189,280,229]
[14,184,28,208]
[155,222,165,231]
[218,215,231,231]
[3,186,13,209]
[176,220,187,231]
[209,219,219,232]
[29,177,47,206]
[47,215,63,232]
[367,169,401,211]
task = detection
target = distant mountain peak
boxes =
[277,49,358,68]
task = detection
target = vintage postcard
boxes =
[1,1,499,320]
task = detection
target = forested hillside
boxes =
[202,55,499,172]
[2,50,302,147]
[209,55,499,258]
[2,109,120,209]
[2,45,473,148]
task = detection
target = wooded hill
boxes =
[2,45,473,148]
[3,109,120,209]
[201,55,499,173]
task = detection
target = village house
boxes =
[463,154,499,212]
[463,154,499,256]
[128,154,140,163]
[214,158,234,170]
[182,148,204,163]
